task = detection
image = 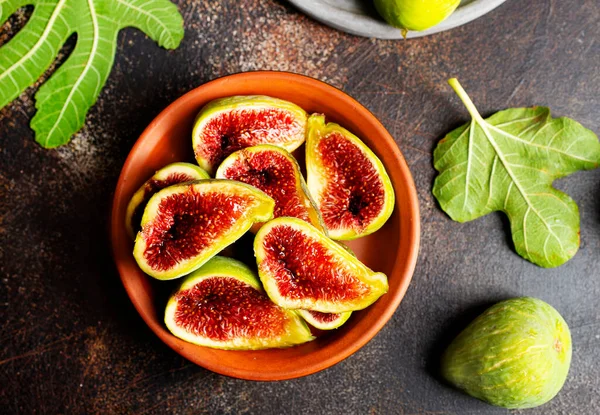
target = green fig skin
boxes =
[133,180,275,280]
[374,0,460,32]
[441,297,572,409]
[305,114,395,240]
[165,256,314,350]
[192,96,307,174]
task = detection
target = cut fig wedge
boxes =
[192,96,307,174]
[165,256,314,350]
[134,180,274,280]
[254,217,389,313]
[125,162,210,239]
[216,144,325,232]
[297,309,352,330]
[297,241,355,329]
[306,114,395,240]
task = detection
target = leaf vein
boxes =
[486,156,498,208]
[115,0,175,45]
[436,172,466,193]
[490,124,595,164]
[480,121,567,257]
[44,0,103,146]
[463,120,475,210]
[529,122,552,143]
[493,115,539,128]
[0,0,69,86]
[434,126,470,166]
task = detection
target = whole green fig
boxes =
[441,297,571,409]
[374,0,460,32]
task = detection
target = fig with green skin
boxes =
[254,217,389,313]
[192,96,307,174]
[441,297,572,409]
[297,309,352,330]
[306,114,395,240]
[134,180,274,280]
[165,256,314,350]
[374,0,460,33]
[216,144,326,233]
[125,162,210,239]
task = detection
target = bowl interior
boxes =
[111,72,420,380]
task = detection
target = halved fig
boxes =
[192,96,307,174]
[254,217,389,313]
[297,242,356,329]
[165,256,314,350]
[306,114,395,240]
[297,309,352,330]
[125,162,210,239]
[215,144,325,232]
[134,180,274,280]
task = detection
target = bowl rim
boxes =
[110,71,421,380]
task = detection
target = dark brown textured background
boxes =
[1,0,599,413]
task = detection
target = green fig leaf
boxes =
[0,0,184,148]
[433,79,600,268]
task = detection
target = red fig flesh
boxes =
[306,114,394,240]
[216,144,325,232]
[192,96,307,174]
[254,217,389,313]
[165,257,314,350]
[125,162,209,239]
[297,309,352,330]
[133,180,274,280]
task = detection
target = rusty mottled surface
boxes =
[1,0,599,413]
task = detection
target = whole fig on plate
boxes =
[216,144,325,232]
[125,162,209,239]
[374,0,460,32]
[254,217,389,313]
[441,297,572,409]
[165,256,314,350]
[306,114,394,240]
[133,180,274,280]
[192,96,307,174]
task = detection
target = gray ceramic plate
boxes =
[288,0,507,39]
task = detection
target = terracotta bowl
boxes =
[110,71,420,381]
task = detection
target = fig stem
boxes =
[448,78,483,122]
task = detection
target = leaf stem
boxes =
[448,78,483,122]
